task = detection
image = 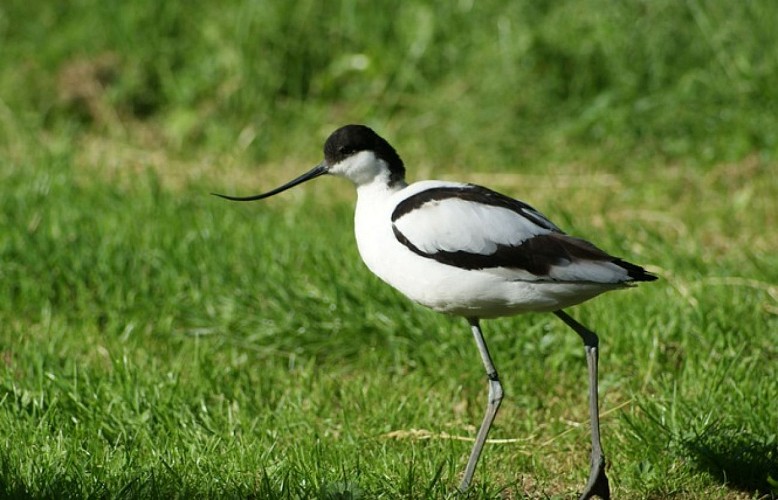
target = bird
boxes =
[214,124,656,499]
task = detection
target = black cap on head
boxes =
[323,125,405,185]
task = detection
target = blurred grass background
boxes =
[3,0,777,166]
[1,1,777,498]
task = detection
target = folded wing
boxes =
[391,184,656,284]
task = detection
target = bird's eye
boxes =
[338,146,353,155]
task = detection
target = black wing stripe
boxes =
[393,225,551,273]
[393,226,657,282]
[391,184,560,232]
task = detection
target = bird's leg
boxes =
[459,318,504,492]
[554,310,610,500]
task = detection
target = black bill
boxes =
[212,163,328,201]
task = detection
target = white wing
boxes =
[393,195,553,255]
[392,183,651,284]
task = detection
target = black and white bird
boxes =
[214,124,656,499]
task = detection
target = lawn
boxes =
[1,1,777,498]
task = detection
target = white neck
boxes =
[353,176,407,286]
[356,175,406,202]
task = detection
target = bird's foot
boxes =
[578,455,610,500]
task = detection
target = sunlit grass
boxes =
[2,129,776,498]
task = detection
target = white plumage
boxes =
[353,182,617,317]
[393,185,547,254]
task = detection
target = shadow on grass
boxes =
[682,425,778,498]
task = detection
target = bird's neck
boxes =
[354,177,406,230]
[355,176,407,200]
[353,177,407,286]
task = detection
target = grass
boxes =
[1,0,778,498]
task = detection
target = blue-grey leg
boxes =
[554,310,611,500]
[459,317,504,492]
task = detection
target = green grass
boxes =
[2,1,778,498]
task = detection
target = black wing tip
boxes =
[617,259,658,282]
[633,271,659,282]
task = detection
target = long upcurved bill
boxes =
[212,163,328,201]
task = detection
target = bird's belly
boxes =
[356,224,618,318]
